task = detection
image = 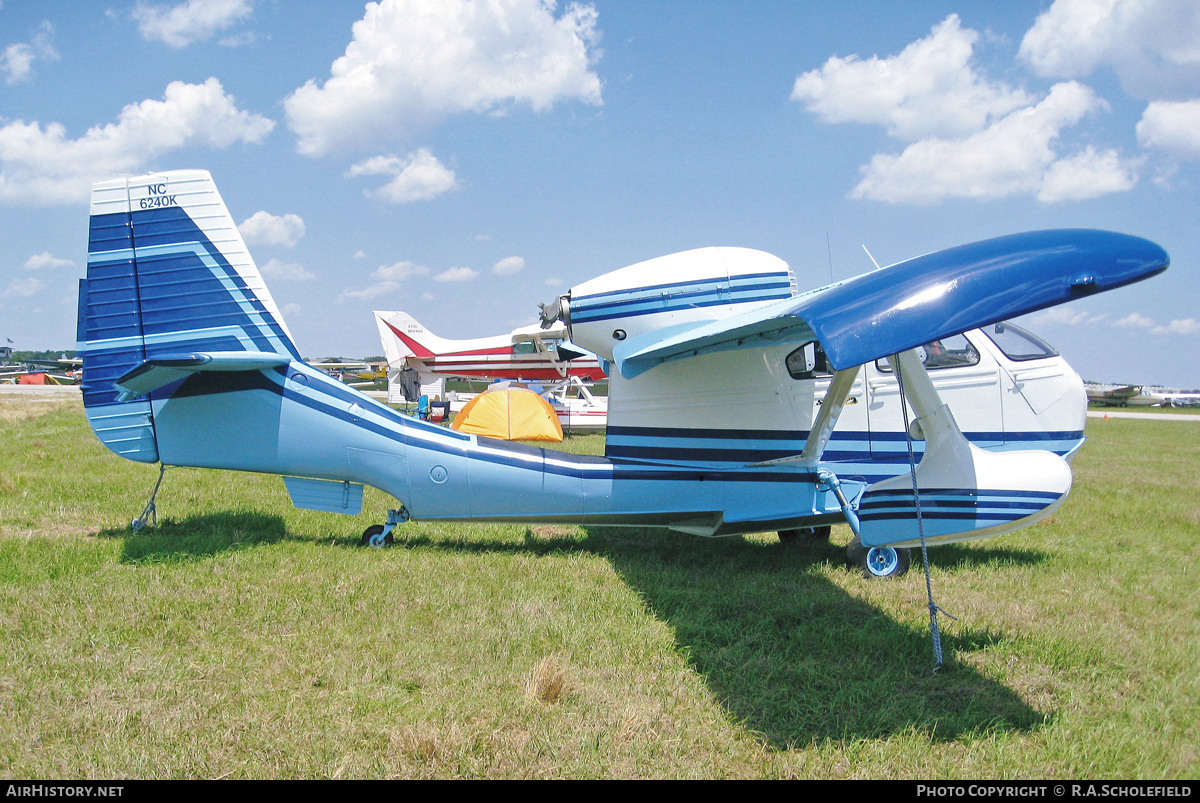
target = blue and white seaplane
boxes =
[77,170,1168,577]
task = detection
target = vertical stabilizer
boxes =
[78,170,300,462]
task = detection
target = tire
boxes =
[359,524,394,547]
[846,536,910,578]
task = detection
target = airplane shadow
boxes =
[96,513,1046,746]
[381,524,1047,748]
[96,511,288,564]
[926,542,1049,572]
[575,527,1047,747]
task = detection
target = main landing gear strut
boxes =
[359,506,410,547]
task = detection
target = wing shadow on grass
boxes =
[574,526,1046,747]
[95,511,288,564]
[379,522,1046,747]
[929,543,1049,572]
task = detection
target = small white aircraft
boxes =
[1086,384,1200,407]
[375,309,608,428]
[77,171,1168,579]
[541,375,608,433]
[374,310,605,385]
[1150,389,1200,407]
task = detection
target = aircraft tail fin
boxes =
[374,310,457,363]
[77,169,300,462]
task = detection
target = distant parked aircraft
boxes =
[374,310,605,385]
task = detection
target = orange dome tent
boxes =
[450,382,563,442]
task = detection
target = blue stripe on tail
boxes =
[79,197,300,463]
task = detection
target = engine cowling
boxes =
[544,247,796,361]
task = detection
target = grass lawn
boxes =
[1,397,1196,779]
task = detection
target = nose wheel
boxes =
[846,536,911,578]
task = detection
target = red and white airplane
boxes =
[374,310,606,385]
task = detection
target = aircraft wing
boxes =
[114,351,291,401]
[612,229,1168,379]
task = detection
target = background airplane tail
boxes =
[374,310,458,364]
[77,170,300,462]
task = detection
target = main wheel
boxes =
[846,536,910,578]
[359,524,394,548]
[777,525,832,544]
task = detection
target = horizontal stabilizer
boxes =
[114,351,291,400]
[283,477,364,516]
[613,229,1168,377]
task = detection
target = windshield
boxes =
[983,321,1058,361]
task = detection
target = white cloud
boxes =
[544,277,562,287]
[1150,318,1200,335]
[133,0,254,48]
[1114,312,1155,328]
[284,0,602,156]
[2,277,42,298]
[791,15,1031,141]
[218,31,256,48]
[850,82,1136,204]
[337,283,399,303]
[338,260,429,302]
[23,252,73,271]
[493,256,524,276]
[346,149,458,203]
[1019,0,1200,100]
[0,77,274,205]
[433,267,479,282]
[1037,145,1140,202]
[239,210,306,247]
[374,261,429,282]
[1137,100,1200,160]
[260,258,315,281]
[794,16,1141,205]
[353,250,367,259]
[2,21,58,85]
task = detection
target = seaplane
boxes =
[77,170,1168,578]
[374,309,608,429]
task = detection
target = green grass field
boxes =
[1,395,1197,779]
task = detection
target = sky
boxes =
[1,0,1198,387]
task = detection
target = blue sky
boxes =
[2,0,1197,387]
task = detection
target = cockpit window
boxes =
[874,334,980,373]
[513,342,537,355]
[983,321,1058,361]
[786,342,832,379]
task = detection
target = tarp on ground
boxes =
[17,372,49,385]
[450,382,563,442]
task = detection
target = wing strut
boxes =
[751,366,865,534]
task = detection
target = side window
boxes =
[983,321,1058,361]
[512,342,537,355]
[874,334,980,372]
[786,342,832,380]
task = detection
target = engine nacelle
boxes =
[546,247,796,361]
